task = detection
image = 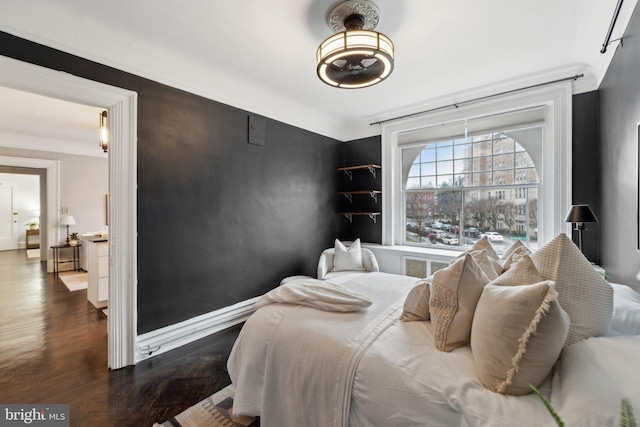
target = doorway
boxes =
[0,170,41,252]
[0,54,138,369]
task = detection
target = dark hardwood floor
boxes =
[0,249,242,426]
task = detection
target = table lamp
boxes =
[60,215,76,245]
[564,204,597,253]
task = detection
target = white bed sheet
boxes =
[228,274,640,427]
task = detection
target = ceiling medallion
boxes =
[316,0,394,89]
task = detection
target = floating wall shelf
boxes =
[339,190,381,203]
[337,164,381,180]
[338,212,382,223]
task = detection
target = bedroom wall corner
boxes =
[340,135,383,244]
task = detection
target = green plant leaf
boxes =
[529,384,564,427]
[621,398,637,427]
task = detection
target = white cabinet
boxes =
[87,240,108,309]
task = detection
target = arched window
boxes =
[381,83,572,255]
[403,127,540,252]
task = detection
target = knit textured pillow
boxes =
[471,280,569,396]
[530,233,613,346]
[430,254,490,352]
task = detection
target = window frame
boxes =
[402,130,541,250]
[381,82,572,248]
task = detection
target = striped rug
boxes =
[154,384,259,427]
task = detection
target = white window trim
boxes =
[381,82,572,248]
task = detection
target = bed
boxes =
[227,236,640,427]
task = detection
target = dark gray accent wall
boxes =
[0,32,343,334]
[598,4,640,288]
[571,91,601,263]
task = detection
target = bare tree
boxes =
[406,192,435,241]
[435,186,461,224]
[500,201,516,233]
[528,198,538,228]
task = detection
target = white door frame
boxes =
[0,156,59,256]
[0,55,138,369]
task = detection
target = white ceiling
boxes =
[0,0,637,146]
[0,86,105,157]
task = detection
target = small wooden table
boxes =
[26,229,40,249]
[51,244,81,274]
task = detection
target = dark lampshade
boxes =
[564,204,598,224]
[564,204,597,255]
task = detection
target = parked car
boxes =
[480,231,504,242]
[442,234,459,245]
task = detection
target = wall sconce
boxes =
[99,110,108,153]
[60,215,76,245]
[564,204,598,254]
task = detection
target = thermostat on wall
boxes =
[248,115,265,146]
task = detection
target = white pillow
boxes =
[530,233,613,346]
[468,236,499,261]
[492,254,543,287]
[470,249,503,281]
[451,236,499,265]
[501,239,526,260]
[332,238,364,272]
[471,280,569,395]
[500,240,532,271]
[401,279,432,322]
[430,254,490,352]
[610,283,640,335]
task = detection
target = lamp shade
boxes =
[564,204,598,223]
[60,215,76,226]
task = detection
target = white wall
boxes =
[0,147,108,244]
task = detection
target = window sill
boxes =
[362,243,459,259]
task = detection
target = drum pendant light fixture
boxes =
[316,0,394,89]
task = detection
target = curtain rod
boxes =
[601,0,624,54]
[369,73,584,126]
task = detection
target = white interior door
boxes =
[0,184,19,251]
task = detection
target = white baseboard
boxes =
[134,296,259,363]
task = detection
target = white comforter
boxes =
[228,273,640,427]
